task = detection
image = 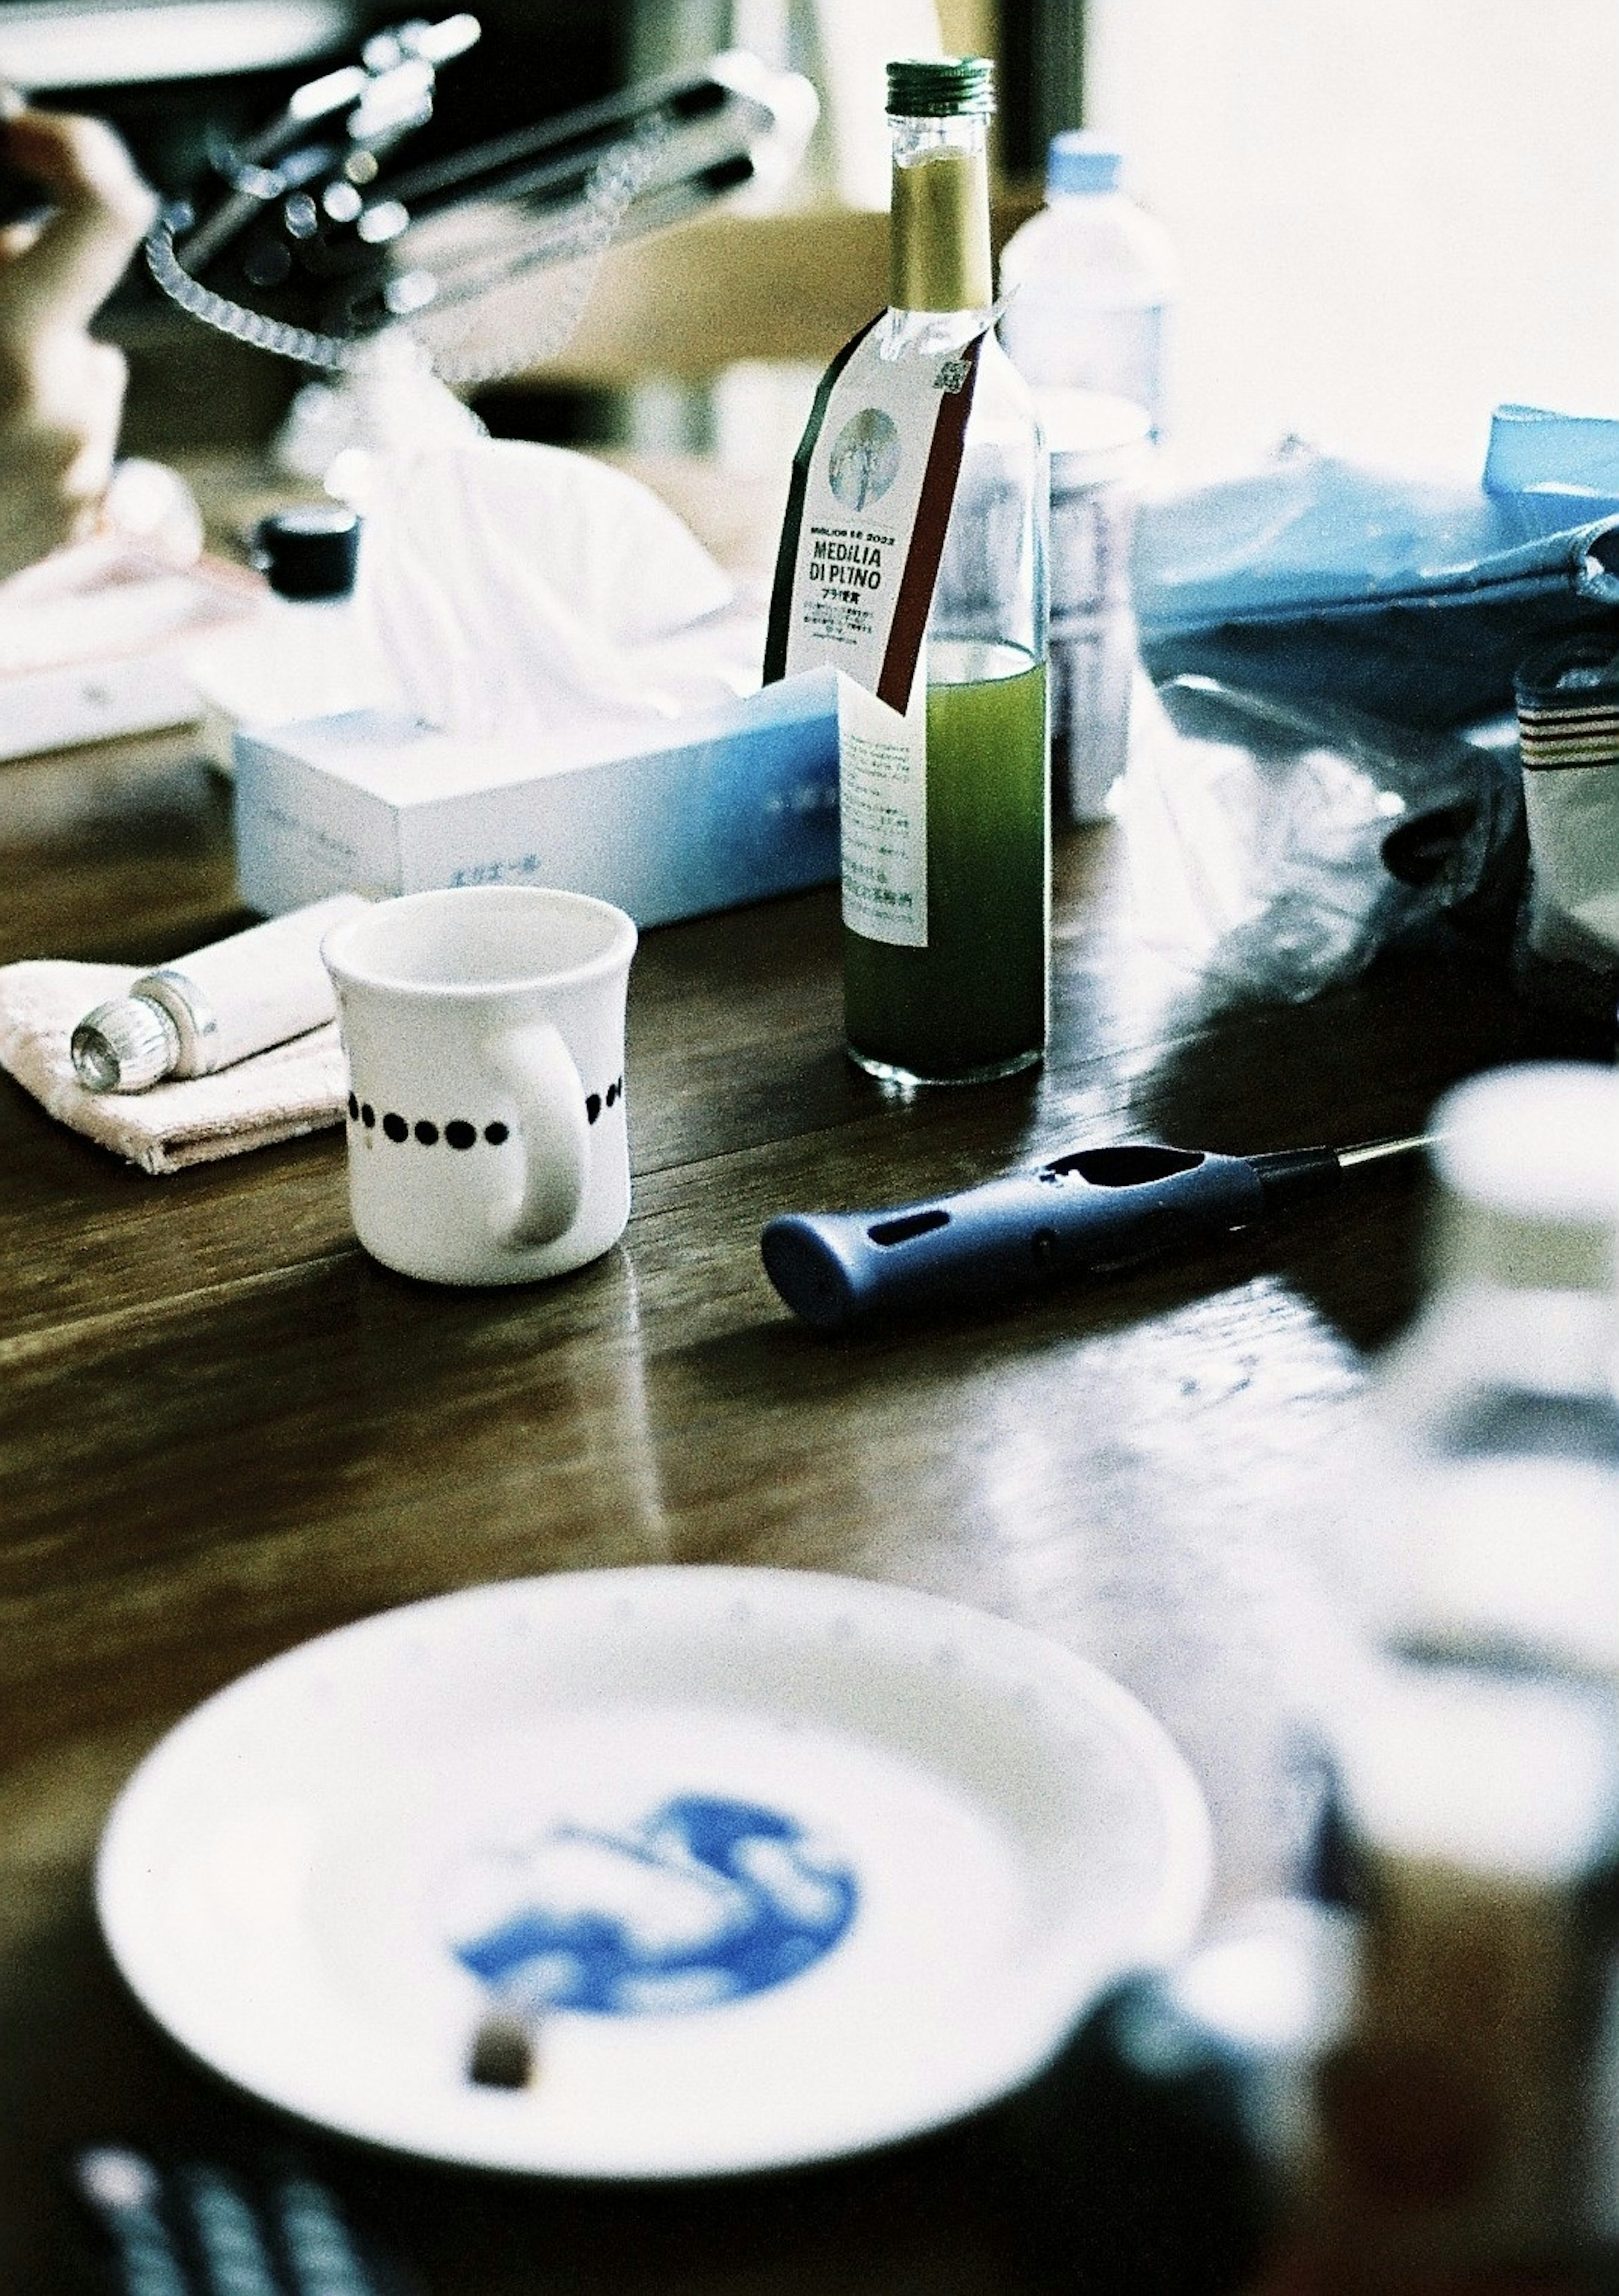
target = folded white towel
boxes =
[0,958,345,1174]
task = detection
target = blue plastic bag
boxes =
[1135,408,1619,729]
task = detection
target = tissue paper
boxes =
[359,440,758,742]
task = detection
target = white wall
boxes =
[1085,0,1619,481]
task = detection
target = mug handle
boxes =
[485,1024,592,1250]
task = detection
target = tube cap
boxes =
[70,993,182,1093]
[886,56,995,118]
[1047,130,1123,196]
[252,505,362,601]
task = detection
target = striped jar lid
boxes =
[1516,634,1619,768]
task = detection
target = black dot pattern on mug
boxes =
[345,1079,622,1146]
[584,1076,625,1125]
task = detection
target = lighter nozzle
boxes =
[1336,1132,1441,1170]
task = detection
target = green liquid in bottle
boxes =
[845,639,1049,1085]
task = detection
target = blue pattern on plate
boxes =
[452,1795,858,2016]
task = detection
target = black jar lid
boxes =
[252,504,362,600]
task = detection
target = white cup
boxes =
[322,885,637,1286]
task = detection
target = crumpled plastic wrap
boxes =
[1115,675,1525,1005]
[1116,406,1619,1008]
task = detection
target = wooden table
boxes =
[0,698,1582,2293]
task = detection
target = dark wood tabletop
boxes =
[0,688,1583,2293]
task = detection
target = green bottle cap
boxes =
[885,56,996,119]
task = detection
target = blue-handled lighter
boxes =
[760,1135,1432,1334]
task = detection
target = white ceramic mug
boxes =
[322,886,637,1286]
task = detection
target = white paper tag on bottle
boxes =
[838,652,928,947]
[764,314,986,716]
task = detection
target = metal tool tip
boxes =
[1336,1131,1443,1169]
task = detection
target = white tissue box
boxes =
[233,673,840,926]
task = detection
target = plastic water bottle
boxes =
[998,131,1177,441]
[1038,385,1151,821]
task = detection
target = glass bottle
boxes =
[1289,1063,1619,2291]
[1304,1657,1619,2292]
[842,57,1050,1087]
[1300,1064,1619,1913]
[1371,1063,1619,1685]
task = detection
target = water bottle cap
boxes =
[252,504,362,601]
[1047,130,1123,196]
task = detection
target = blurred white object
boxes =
[627,4,937,210]
[0,544,234,673]
[102,458,207,565]
[805,0,941,207]
[0,463,256,759]
[183,505,396,773]
[1038,387,1151,819]
[1426,1064,1619,1294]
[0,652,200,759]
[999,133,1178,439]
[272,333,484,495]
[1373,1064,1619,1685]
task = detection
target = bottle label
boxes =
[838,656,928,947]
[764,310,988,716]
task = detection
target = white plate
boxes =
[97,1567,1211,2178]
